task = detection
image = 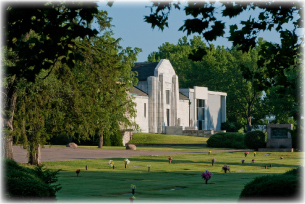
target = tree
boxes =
[144,1,303,123]
[10,9,140,164]
[147,36,268,132]
[2,2,100,160]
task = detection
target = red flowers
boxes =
[222,165,230,173]
[168,156,172,161]
[201,170,212,184]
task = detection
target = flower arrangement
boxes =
[108,160,115,168]
[76,169,80,177]
[280,157,283,160]
[130,184,136,195]
[241,159,245,164]
[222,165,230,173]
[201,170,212,184]
[208,150,211,155]
[129,196,136,203]
[244,152,249,157]
[252,159,255,163]
[147,165,151,172]
[168,156,172,164]
[124,159,130,168]
[254,152,256,156]
[124,159,130,164]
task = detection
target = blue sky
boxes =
[97,1,302,62]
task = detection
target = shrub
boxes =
[4,159,61,201]
[244,131,266,150]
[207,132,247,149]
[221,121,242,132]
[239,167,302,201]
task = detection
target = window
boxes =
[144,103,146,118]
[166,90,170,104]
[197,99,205,130]
[167,109,170,126]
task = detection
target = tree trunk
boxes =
[246,116,252,132]
[98,130,103,148]
[29,144,41,165]
[2,89,17,160]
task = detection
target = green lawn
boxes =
[128,132,209,144]
[39,150,303,202]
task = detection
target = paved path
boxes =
[13,145,252,163]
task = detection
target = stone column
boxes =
[171,75,179,126]
[148,76,158,133]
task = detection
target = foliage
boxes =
[10,9,140,162]
[2,2,100,159]
[103,121,123,146]
[4,159,61,201]
[221,121,243,133]
[206,132,246,149]
[239,167,302,201]
[244,131,266,150]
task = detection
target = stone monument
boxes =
[266,124,293,149]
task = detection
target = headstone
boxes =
[66,142,78,148]
[266,124,293,148]
[126,144,136,150]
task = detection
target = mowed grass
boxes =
[38,151,303,202]
[128,133,208,144]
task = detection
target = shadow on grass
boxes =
[54,170,302,202]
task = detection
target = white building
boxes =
[130,59,227,134]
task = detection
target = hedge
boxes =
[206,132,247,149]
[244,130,266,150]
[239,167,302,201]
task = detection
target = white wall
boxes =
[178,99,190,128]
[206,93,222,130]
[133,95,149,132]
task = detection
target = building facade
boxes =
[130,59,227,134]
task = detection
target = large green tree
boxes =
[9,9,140,164]
[144,1,303,123]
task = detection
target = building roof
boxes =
[179,92,189,100]
[132,62,159,81]
[130,86,148,96]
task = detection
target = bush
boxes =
[207,132,247,149]
[4,159,61,201]
[239,167,302,201]
[221,121,243,132]
[244,131,266,150]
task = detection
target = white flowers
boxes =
[124,159,130,164]
[108,160,114,167]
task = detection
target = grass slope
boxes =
[35,151,303,202]
[128,133,208,144]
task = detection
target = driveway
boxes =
[13,145,252,163]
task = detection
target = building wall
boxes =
[178,99,190,128]
[206,93,222,130]
[133,95,149,133]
